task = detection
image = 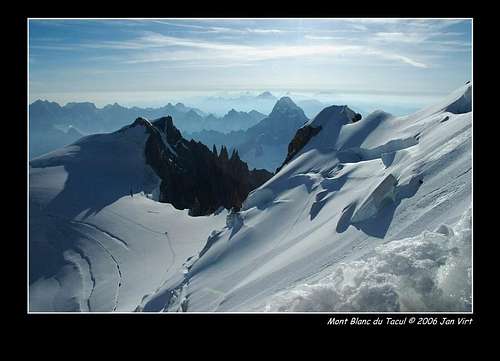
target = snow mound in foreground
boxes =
[265,207,472,312]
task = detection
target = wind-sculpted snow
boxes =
[350,174,399,223]
[146,84,472,312]
[264,208,471,312]
[29,84,472,312]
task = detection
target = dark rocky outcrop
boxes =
[275,125,322,173]
[131,116,272,216]
[352,113,362,123]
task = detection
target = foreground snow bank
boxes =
[265,207,472,312]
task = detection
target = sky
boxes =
[29,18,472,109]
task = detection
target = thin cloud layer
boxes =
[29,18,471,97]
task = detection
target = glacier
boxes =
[28,83,472,312]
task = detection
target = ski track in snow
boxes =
[74,226,124,311]
[72,246,97,312]
[80,229,124,312]
[102,207,203,310]
[52,225,96,311]
[146,232,177,305]
[47,213,124,311]
[69,219,130,250]
[106,208,167,236]
[47,206,190,312]
[162,233,177,284]
[102,208,183,310]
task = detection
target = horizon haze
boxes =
[29,18,472,115]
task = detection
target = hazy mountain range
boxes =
[187,96,350,171]
[191,91,328,118]
[29,99,266,159]
[29,95,358,172]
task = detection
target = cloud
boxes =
[245,28,285,34]
[374,32,426,43]
[378,53,428,68]
[304,35,346,41]
[37,29,426,69]
[150,20,287,35]
[373,30,466,44]
[33,21,464,72]
[115,33,428,68]
[28,19,471,98]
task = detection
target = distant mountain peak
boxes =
[32,99,54,105]
[257,91,276,100]
[103,102,122,109]
[63,102,97,111]
[173,102,190,113]
[30,99,62,110]
[185,109,202,117]
[270,97,302,116]
[275,96,295,105]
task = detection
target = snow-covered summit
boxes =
[306,104,357,128]
[275,105,362,172]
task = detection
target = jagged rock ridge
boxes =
[130,116,272,216]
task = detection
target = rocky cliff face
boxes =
[129,116,272,216]
[276,125,322,173]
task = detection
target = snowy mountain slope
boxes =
[142,83,472,312]
[29,122,229,311]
